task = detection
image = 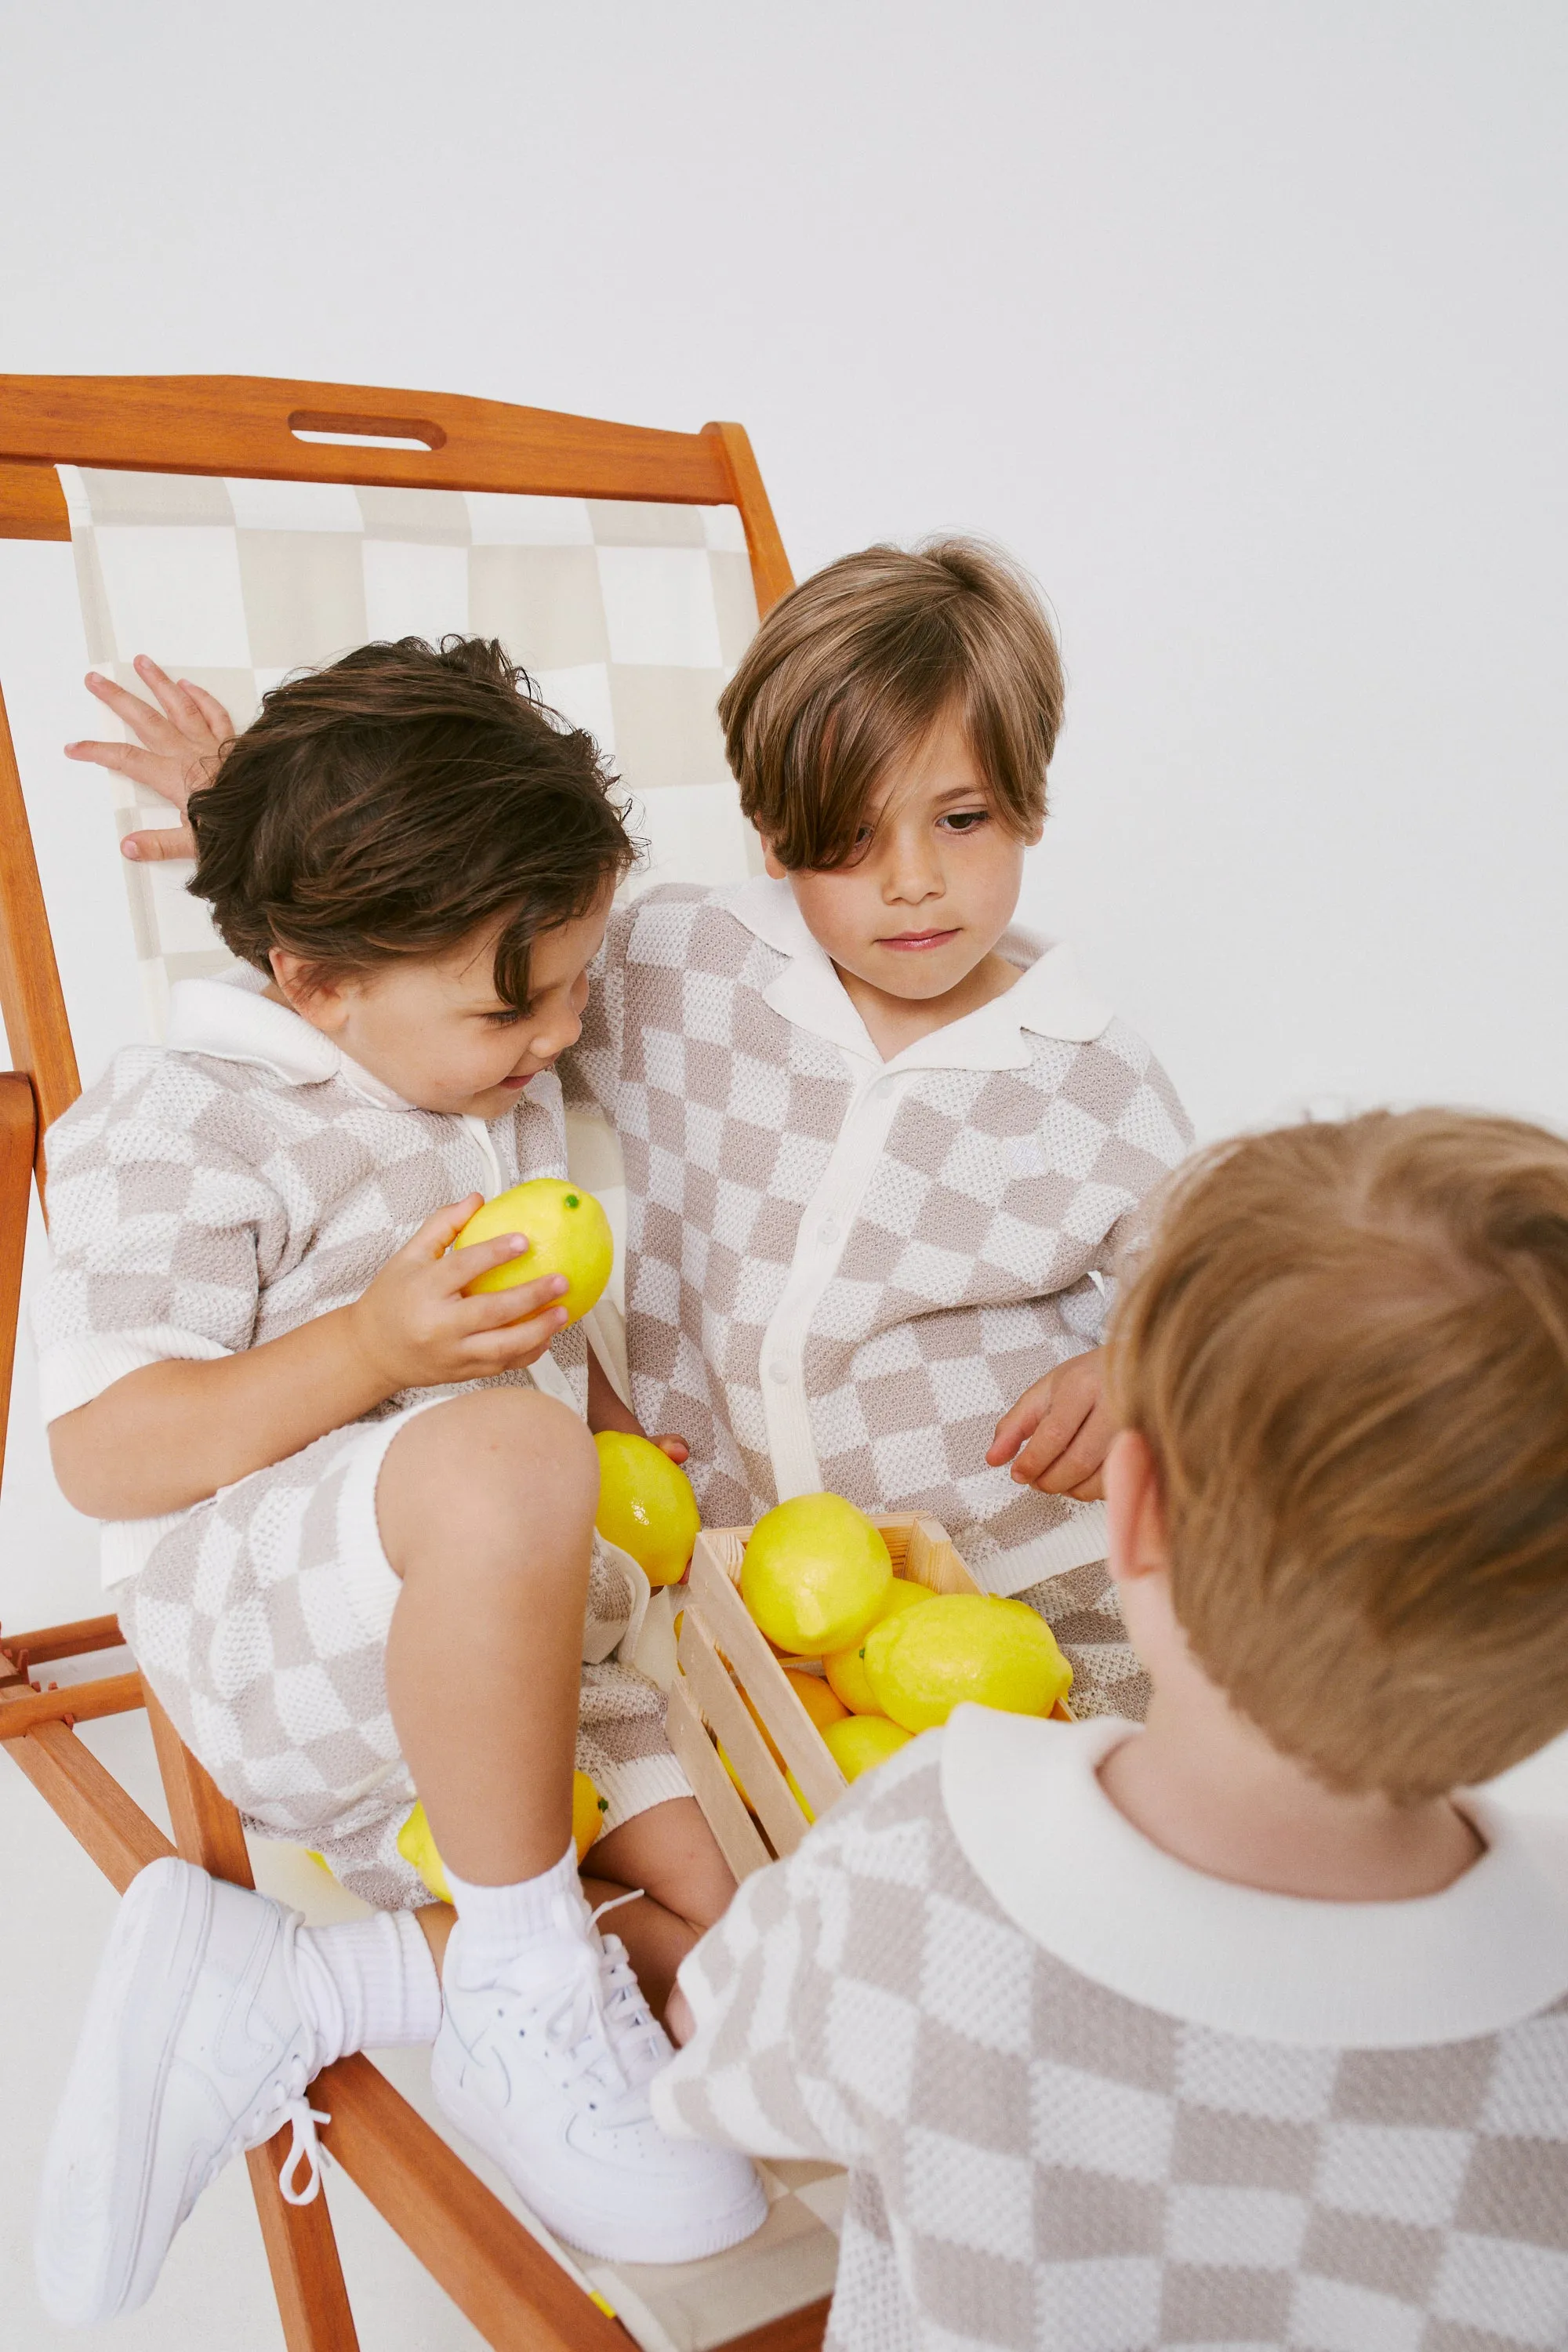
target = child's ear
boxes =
[268,948,351,1036]
[760,837,789,880]
[1104,1429,1170,1588]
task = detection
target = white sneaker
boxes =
[35,1857,330,2326]
[432,1915,767,2264]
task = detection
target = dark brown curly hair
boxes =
[188,636,635,1007]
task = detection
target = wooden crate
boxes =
[667,1513,1066,1882]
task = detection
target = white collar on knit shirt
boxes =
[941,1707,1568,2048]
[720,873,1113,1074]
[163,964,413,1110]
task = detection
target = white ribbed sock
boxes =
[442,1842,589,1986]
[292,1911,443,2066]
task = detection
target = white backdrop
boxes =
[1,3,1564,1629]
[2,13,1567,2340]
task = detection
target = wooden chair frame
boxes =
[0,374,824,2352]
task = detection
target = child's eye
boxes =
[485,1009,524,1027]
[941,809,990,833]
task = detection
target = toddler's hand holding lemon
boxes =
[454,1178,614,1324]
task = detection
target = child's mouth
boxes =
[880,929,959,953]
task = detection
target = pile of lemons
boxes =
[735,1493,1073,1811]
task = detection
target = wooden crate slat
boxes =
[665,1679,771,1883]
[676,1606,811,1860]
[687,1542,848,1820]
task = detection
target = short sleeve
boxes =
[650,1836,862,2165]
[651,1739,951,2166]
[31,1052,285,1422]
[1086,1027,1195,1281]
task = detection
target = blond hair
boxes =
[717,539,1063,870]
[1109,1109,1568,1799]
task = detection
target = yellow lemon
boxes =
[572,1769,608,1860]
[825,1578,938,1713]
[454,1178,613,1324]
[740,1494,893,1657]
[785,1667,850,1735]
[823,1714,913,1783]
[396,1800,452,1905]
[397,1773,604,1905]
[593,1431,702,1585]
[863,1593,1073,1732]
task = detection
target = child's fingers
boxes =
[1014,1396,1114,1494]
[405,1196,486,1261]
[64,735,171,786]
[985,1390,1047,1467]
[445,1231,532,1290]
[464,1303,572,1366]
[119,822,198,862]
[457,1272,570,1328]
[654,1433,690,1465]
[176,676,238,742]
[133,655,207,734]
[81,670,180,750]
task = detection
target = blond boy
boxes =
[655,1109,1568,2351]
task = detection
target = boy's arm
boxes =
[49,1200,572,1520]
[586,1345,689,1465]
[649,1828,865,2167]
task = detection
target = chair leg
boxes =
[143,1690,361,2351]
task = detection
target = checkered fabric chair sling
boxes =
[64,459,773,1383]
[0,376,837,2352]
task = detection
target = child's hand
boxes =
[65,655,229,861]
[986,1346,1112,1501]
[347,1198,572,1393]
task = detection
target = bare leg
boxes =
[582,1796,739,2019]
[380,1388,597,1886]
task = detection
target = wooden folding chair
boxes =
[0,374,828,2352]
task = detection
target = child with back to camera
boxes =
[655,1108,1568,2352]
[33,638,764,2328]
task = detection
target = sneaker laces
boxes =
[212,2054,332,2208]
[589,1896,672,2087]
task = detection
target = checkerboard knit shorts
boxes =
[117,1400,691,1911]
[1013,1560,1152,1722]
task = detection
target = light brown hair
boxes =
[1109,1109,1568,1799]
[717,539,1064,870]
[190,636,634,1008]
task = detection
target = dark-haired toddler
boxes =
[31,639,764,2327]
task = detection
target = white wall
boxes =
[3,11,1567,2338]
[5,0,1567,1616]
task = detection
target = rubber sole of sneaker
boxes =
[35,1858,216,2325]
[432,2059,770,2267]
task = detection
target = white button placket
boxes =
[463,1114,506,1200]
[757,1068,908,1501]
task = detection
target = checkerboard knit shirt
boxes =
[562,877,1193,1671]
[655,1711,1568,2352]
[29,967,685,1904]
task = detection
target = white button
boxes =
[768,1358,790,1383]
[818,1221,840,1246]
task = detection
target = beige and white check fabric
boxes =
[658,1736,1568,2352]
[60,463,763,1039]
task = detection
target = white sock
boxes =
[292,1911,443,2067]
[442,1842,589,1987]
